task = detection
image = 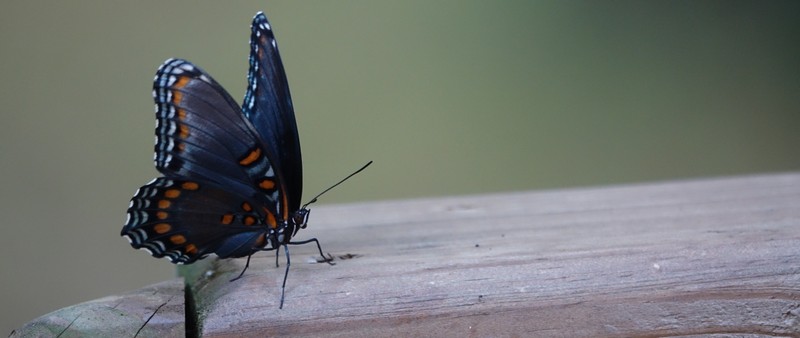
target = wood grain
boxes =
[182,173,800,337]
[11,279,184,337]
[13,173,800,337]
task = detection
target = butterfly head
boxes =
[292,208,310,234]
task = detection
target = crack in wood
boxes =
[55,314,80,338]
[134,296,171,337]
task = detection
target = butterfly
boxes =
[121,11,369,309]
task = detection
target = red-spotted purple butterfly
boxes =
[122,12,370,308]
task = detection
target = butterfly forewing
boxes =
[152,59,285,216]
[243,13,303,213]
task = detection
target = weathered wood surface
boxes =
[13,172,800,337]
[184,172,800,337]
[10,279,184,337]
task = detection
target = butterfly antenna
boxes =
[302,161,372,209]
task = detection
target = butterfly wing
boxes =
[243,12,303,213]
[152,58,286,217]
[122,58,290,262]
[123,177,268,263]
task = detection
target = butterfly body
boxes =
[122,12,317,307]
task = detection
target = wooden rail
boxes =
[13,172,800,337]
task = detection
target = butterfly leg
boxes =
[288,237,335,265]
[279,244,290,309]
[231,245,281,282]
[230,254,253,282]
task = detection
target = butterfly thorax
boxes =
[262,208,309,250]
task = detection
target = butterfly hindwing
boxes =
[123,177,271,263]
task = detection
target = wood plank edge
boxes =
[10,279,186,337]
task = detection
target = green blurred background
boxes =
[2,1,798,333]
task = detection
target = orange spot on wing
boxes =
[174,76,191,89]
[182,182,199,190]
[170,77,190,104]
[220,214,234,225]
[172,91,182,104]
[258,179,275,190]
[244,216,256,225]
[241,202,252,212]
[158,200,171,209]
[154,223,171,234]
[266,211,277,229]
[179,124,190,138]
[177,109,186,120]
[157,211,168,220]
[185,244,198,254]
[170,235,186,244]
[165,189,181,198]
[239,148,261,166]
[281,193,289,219]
